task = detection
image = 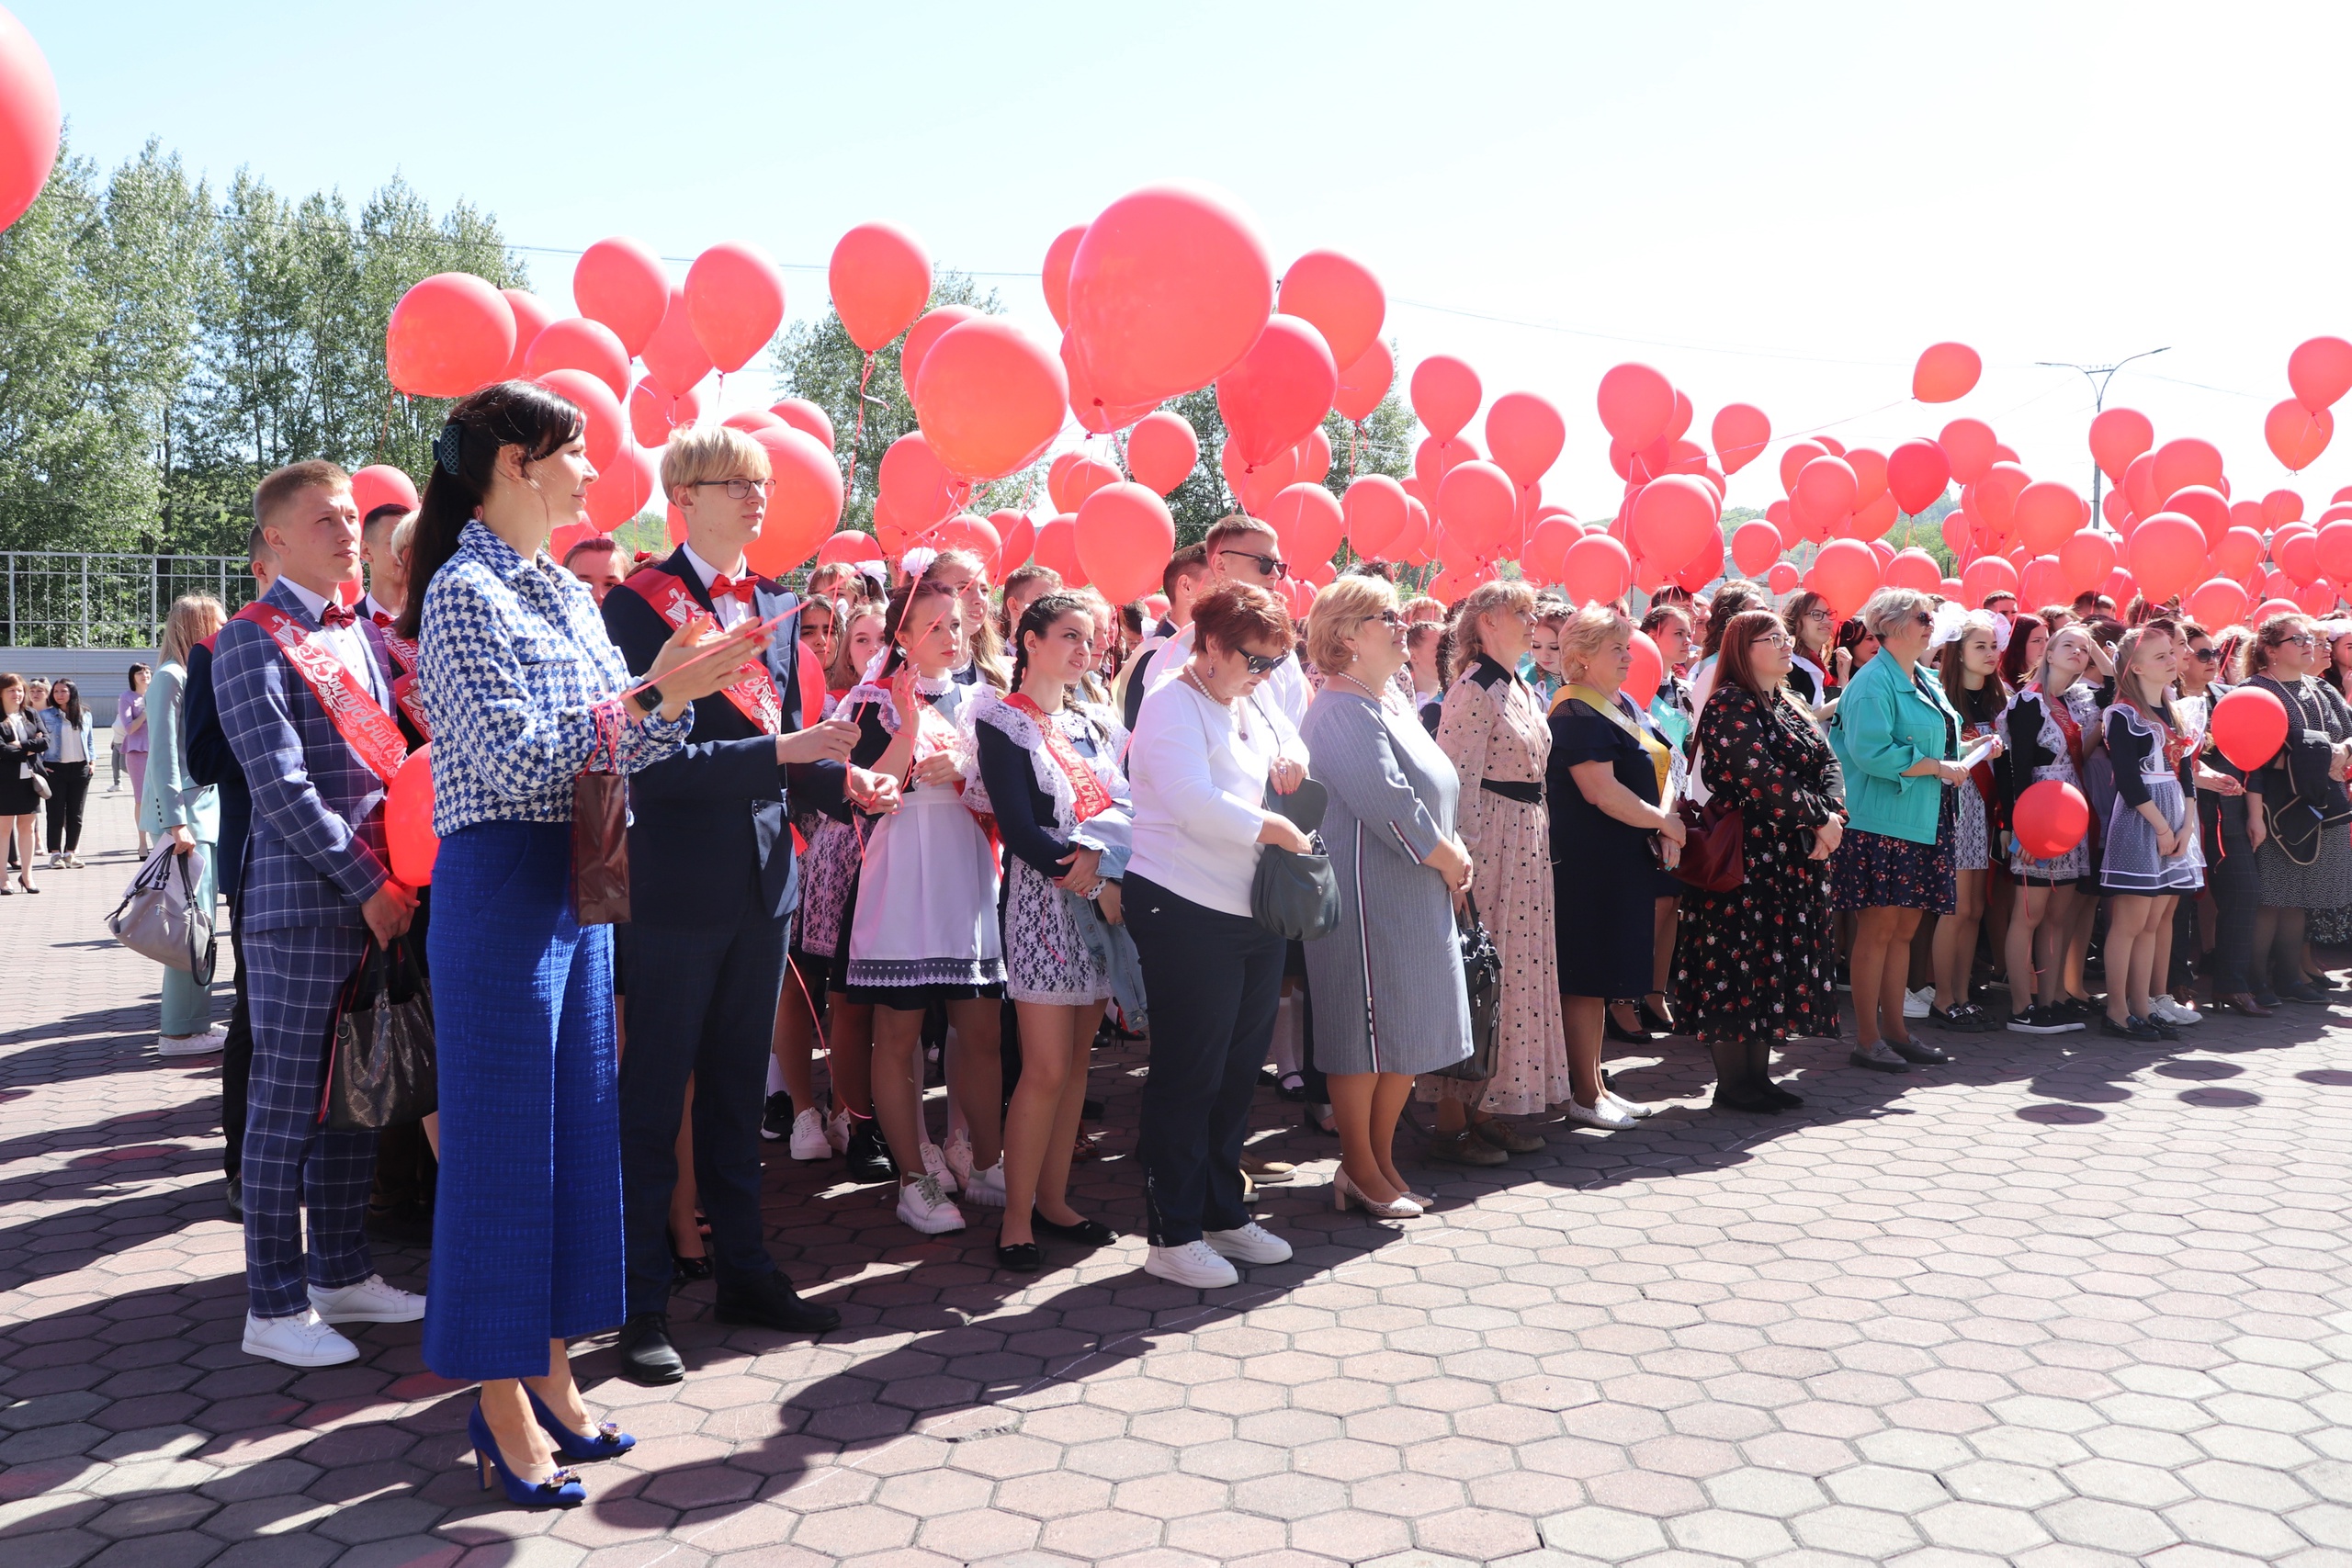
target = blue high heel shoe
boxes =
[468,1401,585,1509]
[525,1384,636,1462]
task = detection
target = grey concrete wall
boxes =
[0,648,158,726]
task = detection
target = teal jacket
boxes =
[1826,651,1959,844]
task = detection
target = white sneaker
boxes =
[309,1275,425,1324]
[65,852,84,869]
[1904,987,1934,1019]
[1602,1089,1657,1120]
[46,852,62,870]
[788,1108,832,1161]
[941,1129,976,1190]
[2149,995,2201,1025]
[922,1141,959,1195]
[1203,1221,1292,1266]
[962,1159,1007,1208]
[825,1108,853,1155]
[158,1025,227,1057]
[895,1174,967,1235]
[1144,1240,1239,1289]
[1565,1098,1638,1130]
[243,1309,358,1367]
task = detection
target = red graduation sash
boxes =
[232,601,409,784]
[377,627,431,740]
[1005,694,1113,825]
[622,562,782,735]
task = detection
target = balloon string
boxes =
[849,353,875,503]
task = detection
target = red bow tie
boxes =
[707,575,759,604]
[371,610,394,628]
[319,604,356,629]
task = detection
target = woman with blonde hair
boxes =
[2098,624,2204,1039]
[143,595,231,1054]
[1550,604,1682,1129]
[1424,579,1564,1165]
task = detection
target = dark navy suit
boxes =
[214,580,397,1320]
[602,550,845,1315]
[185,639,256,1182]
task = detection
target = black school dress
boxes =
[1549,690,1669,998]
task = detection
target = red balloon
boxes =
[817,530,874,567]
[641,287,714,400]
[0,7,58,236]
[1622,630,1663,706]
[1049,456,1120,514]
[2013,480,2083,556]
[500,289,557,381]
[1409,355,1482,442]
[387,745,437,886]
[629,376,705,448]
[2013,780,2089,860]
[685,242,786,374]
[899,305,983,399]
[1768,561,1800,594]
[2152,437,2224,502]
[2121,451,2162,522]
[1227,441,1297,516]
[1437,460,1518,558]
[2262,489,2303,528]
[2020,555,2067,608]
[1940,508,1973,556]
[2317,522,2352,583]
[1843,446,1889,509]
[1730,520,1782,577]
[1334,338,1395,423]
[387,273,514,398]
[2211,685,2291,772]
[2267,399,2334,471]
[912,318,1068,480]
[1973,462,2031,540]
[2185,577,2249,629]
[996,512,1035,571]
[1913,342,1982,403]
[586,441,656,533]
[1041,223,1086,330]
[2289,336,2352,412]
[1485,392,1566,491]
[535,368,624,470]
[350,465,419,523]
[1294,427,1333,486]
[1561,533,1632,606]
[877,433,961,531]
[1060,329,1157,435]
[928,512,1003,573]
[1939,419,1997,485]
[1127,411,1201,496]
[1884,438,1951,515]
[2163,485,2231,548]
[717,403,777,433]
[1632,474,1719,572]
[573,237,668,358]
[2058,529,2118,592]
[1073,482,1173,603]
[1597,363,1675,449]
[1266,482,1345,567]
[1218,316,1339,467]
[2127,513,2207,602]
[1521,516,1577,585]
[1031,513,1084,586]
[2088,407,2154,484]
[1277,250,1385,370]
[744,427,843,578]
[2278,529,2323,585]
[830,222,932,353]
[1885,548,1942,594]
[1337,475,1406,558]
[1067,184,1272,406]
[1960,554,2018,607]
[2213,525,2266,581]
[1778,439,1831,497]
[524,316,632,400]
[1711,403,1770,475]
[769,397,833,451]
[1794,457,1860,531]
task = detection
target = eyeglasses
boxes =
[1237,649,1285,675]
[693,479,775,501]
[1218,547,1290,580]
[1751,633,1793,649]
[2282,633,2317,647]
[1802,608,1832,623]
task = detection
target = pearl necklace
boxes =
[1182,665,1250,740]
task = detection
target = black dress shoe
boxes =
[714,1270,841,1335]
[995,1242,1043,1273]
[224,1173,242,1221]
[616,1313,684,1385]
[1604,1009,1656,1045]
[672,1252,713,1285]
[1711,1088,1781,1114]
[843,1119,898,1183]
[1031,1213,1114,1246]
[1758,1079,1805,1108]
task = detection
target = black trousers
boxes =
[45,762,90,853]
[2202,798,2260,993]
[1126,874,1286,1247]
[220,895,253,1180]
[619,912,787,1316]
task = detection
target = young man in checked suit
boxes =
[215,460,425,1367]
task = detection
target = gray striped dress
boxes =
[1299,683,1474,1077]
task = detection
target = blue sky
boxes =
[21,0,2352,519]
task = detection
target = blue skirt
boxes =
[1830,792,1958,915]
[424,821,624,1382]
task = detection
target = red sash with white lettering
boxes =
[1005,694,1114,825]
[622,563,783,734]
[232,601,409,784]
[374,624,431,740]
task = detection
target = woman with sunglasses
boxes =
[2238,615,2352,1004]
[1826,590,1969,1073]
[2174,622,2260,1013]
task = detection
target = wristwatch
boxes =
[631,683,665,716]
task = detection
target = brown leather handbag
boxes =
[572,703,631,925]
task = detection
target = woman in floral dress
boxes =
[1674,610,1847,1113]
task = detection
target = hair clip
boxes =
[432,423,464,478]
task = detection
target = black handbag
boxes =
[1251,775,1341,942]
[1430,891,1502,1081]
[322,937,437,1131]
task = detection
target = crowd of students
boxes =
[119,378,2336,1508]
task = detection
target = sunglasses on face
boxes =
[1364,610,1405,629]
[1218,547,1290,580]
[1911,612,1934,630]
[2192,647,2220,662]
[1237,649,1285,675]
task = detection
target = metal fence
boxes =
[0,552,256,649]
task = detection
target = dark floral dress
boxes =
[1674,683,1847,1044]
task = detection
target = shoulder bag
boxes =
[572,700,631,925]
[1251,773,1340,942]
[107,841,215,983]
[322,936,437,1131]
[1429,891,1502,1082]
[1672,796,1746,893]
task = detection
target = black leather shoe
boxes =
[1886,1038,1951,1065]
[671,1252,713,1286]
[995,1242,1043,1273]
[1032,1213,1114,1246]
[843,1119,898,1183]
[616,1312,684,1385]
[224,1173,242,1221]
[713,1272,841,1335]
[1711,1088,1781,1114]
[1758,1079,1805,1108]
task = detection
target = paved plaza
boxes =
[6,789,2352,1568]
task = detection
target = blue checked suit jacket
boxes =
[214,579,396,933]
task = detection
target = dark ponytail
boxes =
[1010,592,1091,693]
[395,379,586,640]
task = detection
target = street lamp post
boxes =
[2034,348,2169,525]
